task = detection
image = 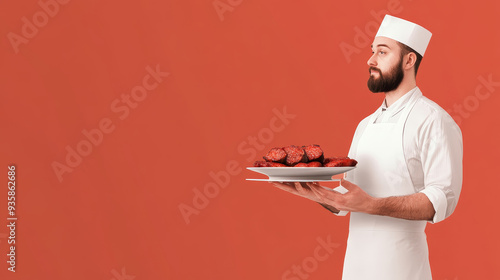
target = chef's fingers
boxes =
[340,178,352,187]
[307,183,332,198]
[306,182,327,193]
[308,182,341,200]
[294,182,308,195]
[340,179,357,191]
[307,182,326,201]
[269,181,293,188]
[268,181,292,186]
[268,182,298,193]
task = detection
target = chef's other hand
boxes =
[305,179,377,214]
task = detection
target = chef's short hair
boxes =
[399,42,423,77]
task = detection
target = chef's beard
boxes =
[367,59,404,93]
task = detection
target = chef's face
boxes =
[367,37,404,93]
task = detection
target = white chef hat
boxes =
[375,15,432,57]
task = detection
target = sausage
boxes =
[294,161,322,167]
[256,146,357,168]
[254,160,271,167]
[324,157,345,167]
[324,160,343,167]
[303,144,324,162]
[283,145,308,166]
[343,158,358,167]
[263,147,287,163]
[324,157,357,167]
[254,161,287,167]
[307,161,323,167]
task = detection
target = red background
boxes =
[1,0,499,279]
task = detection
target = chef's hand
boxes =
[305,179,376,213]
[268,181,326,202]
[269,181,342,214]
[270,179,376,213]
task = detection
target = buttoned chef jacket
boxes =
[347,87,463,223]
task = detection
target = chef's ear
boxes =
[403,52,417,71]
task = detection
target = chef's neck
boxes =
[384,76,417,108]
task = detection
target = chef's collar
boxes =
[380,87,418,118]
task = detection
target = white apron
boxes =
[342,91,432,280]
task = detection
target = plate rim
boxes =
[246,166,356,181]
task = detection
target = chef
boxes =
[271,15,463,279]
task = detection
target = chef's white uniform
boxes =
[342,87,463,280]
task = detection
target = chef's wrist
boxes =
[366,197,382,215]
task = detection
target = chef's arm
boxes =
[415,113,463,223]
[307,180,435,220]
[317,183,450,221]
[369,193,435,221]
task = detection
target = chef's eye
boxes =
[379,51,386,55]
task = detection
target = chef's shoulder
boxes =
[410,95,463,143]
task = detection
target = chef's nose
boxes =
[367,53,377,67]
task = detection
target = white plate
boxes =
[246,166,355,182]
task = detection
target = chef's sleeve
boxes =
[418,111,463,223]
